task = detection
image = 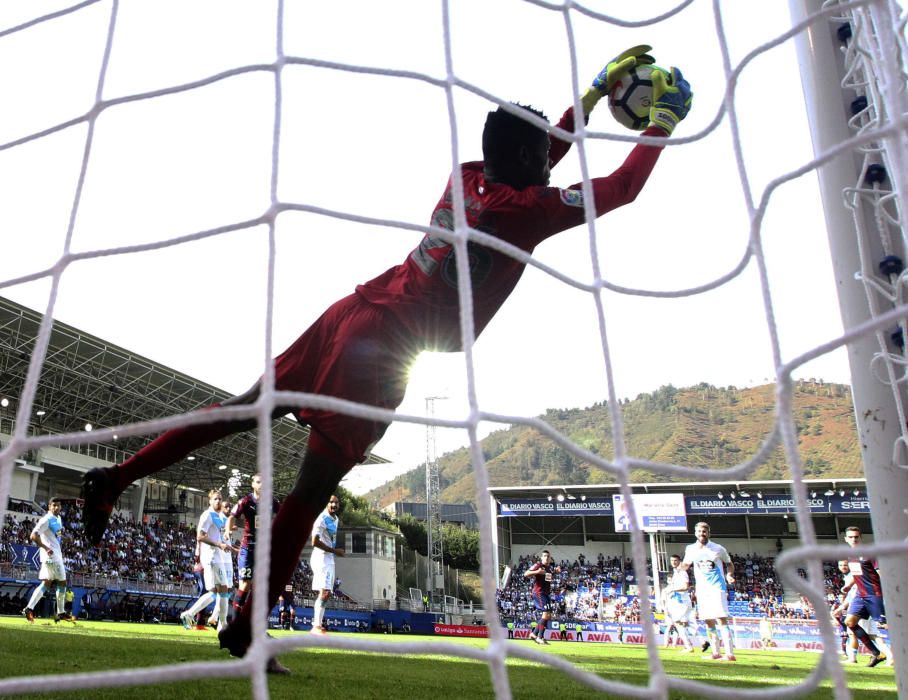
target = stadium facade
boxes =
[489,479,872,590]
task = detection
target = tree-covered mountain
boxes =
[366,381,862,508]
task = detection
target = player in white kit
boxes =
[309,495,345,635]
[662,553,696,652]
[207,498,237,629]
[23,497,75,624]
[181,490,234,632]
[682,521,736,661]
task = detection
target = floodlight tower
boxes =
[425,396,447,605]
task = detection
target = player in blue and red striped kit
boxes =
[226,473,280,616]
[842,526,887,667]
[80,46,692,663]
[524,550,561,645]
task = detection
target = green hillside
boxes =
[367,380,862,508]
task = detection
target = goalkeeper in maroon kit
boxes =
[80,46,692,663]
[524,550,561,645]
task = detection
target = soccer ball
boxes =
[608,64,665,131]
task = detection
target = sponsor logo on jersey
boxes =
[559,189,583,207]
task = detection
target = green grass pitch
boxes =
[0,616,897,699]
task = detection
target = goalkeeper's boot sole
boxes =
[81,467,120,546]
[218,618,252,658]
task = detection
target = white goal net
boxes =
[0,1,906,698]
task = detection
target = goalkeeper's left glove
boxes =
[648,67,692,136]
[580,44,655,116]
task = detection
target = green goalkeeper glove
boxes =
[648,67,692,135]
[580,44,655,116]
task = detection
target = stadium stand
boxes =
[496,550,825,625]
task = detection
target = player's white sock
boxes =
[719,625,734,655]
[875,637,891,659]
[313,596,325,628]
[216,593,229,632]
[708,629,720,652]
[846,640,858,662]
[687,626,699,646]
[26,583,46,611]
[55,586,66,615]
[676,625,691,649]
[185,591,216,618]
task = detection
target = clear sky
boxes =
[0,1,852,495]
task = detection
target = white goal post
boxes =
[789,1,908,695]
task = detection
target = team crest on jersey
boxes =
[559,189,583,207]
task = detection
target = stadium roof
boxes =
[0,296,386,495]
[488,478,867,502]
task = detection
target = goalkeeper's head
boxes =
[482,104,550,190]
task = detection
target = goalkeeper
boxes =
[81,46,692,661]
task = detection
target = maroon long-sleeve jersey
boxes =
[356,107,665,351]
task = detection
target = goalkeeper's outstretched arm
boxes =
[550,45,657,168]
[568,65,693,217]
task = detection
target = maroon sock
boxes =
[113,403,248,491]
[851,622,880,656]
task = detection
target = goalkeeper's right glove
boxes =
[648,67,692,136]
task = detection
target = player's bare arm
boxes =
[197,533,231,552]
[30,532,52,556]
[312,533,344,557]
[841,573,854,594]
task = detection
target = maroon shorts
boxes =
[273,292,416,465]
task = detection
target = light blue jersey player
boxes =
[181,490,234,631]
[23,497,74,624]
[206,498,236,629]
[662,554,695,651]
[309,495,345,635]
[681,521,736,661]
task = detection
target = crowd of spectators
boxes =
[5,500,37,514]
[729,554,785,601]
[497,550,800,624]
[497,552,645,624]
[2,503,198,588]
